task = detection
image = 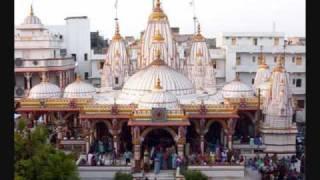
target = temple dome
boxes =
[137,78,179,109]
[118,50,195,103]
[18,5,45,30]
[222,76,254,98]
[63,76,96,98]
[29,79,61,99]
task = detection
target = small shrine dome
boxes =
[138,78,179,110]
[29,79,61,99]
[222,76,254,98]
[63,76,96,98]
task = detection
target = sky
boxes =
[15,0,305,39]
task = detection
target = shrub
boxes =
[182,170,208,180]
[114,171,133,180]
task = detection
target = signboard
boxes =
[151,108,167,121]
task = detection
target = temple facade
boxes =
[15,0,298,172]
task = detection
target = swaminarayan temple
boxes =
[15,0,298,172]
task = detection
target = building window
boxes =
[292,79,296,85]
[296,79,302,87]
[53,50,56,58]
[292,56,295,63]
[296,55,302,65]
[274,56,277,63]
[281,56,285,66]
[297,100,305,108]
[115,77,119,84]
[213,61,217,69]
[84,72,89,80]
[24,77,27,89]
[251,78,255,84]
[232,37,237,45]
[253,38,258,46]
[236,56,241,65]
[84,53,88,61]
[274,37,279,46]
[71,54,77,61]
[100,62,104,69]
[252,56,256,63]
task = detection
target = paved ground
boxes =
[79,167,261,180]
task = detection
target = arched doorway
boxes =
[234,114,255,144]
[142,128,177,171]
[120,123,133,153]
[186,121,200,155]
[205,122,223,153]
[92,122,113,153]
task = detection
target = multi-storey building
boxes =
[14,6,75,99]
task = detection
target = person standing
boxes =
[172,152,177,169]
[154,153,160,174]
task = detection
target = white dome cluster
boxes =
[29,80,61,99]
[222,78,254,98]
[63,76,96,98]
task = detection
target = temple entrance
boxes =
[91,122,113,154]
[186,121,200,155]
[234,114,255,144]
[141,128,177,172]
[205,122,223,153]
[120,123,132,153]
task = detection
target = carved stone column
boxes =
[132,126,141,172]
[177,126,186,157]
[200,118,206,155]
[59,71,63,89]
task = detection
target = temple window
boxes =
[296,79,302,87]
[296,55,302,65]
[115,77,119,84]
[84,72,89,80]
[236,56,241,65]
[253,38,258,46]
[84,53,88,61]
[252,56,256,63]
[99,62,104,69]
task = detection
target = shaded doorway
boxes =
[142,128,177,171]
[186,121,200,155]
[205,122,223,153]
[234,114,255,144]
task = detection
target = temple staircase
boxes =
[133,170,176,180]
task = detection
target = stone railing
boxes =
[19,98,92,108]
[15,57,75,68]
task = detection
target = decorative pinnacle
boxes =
[156,0,161,8]
[197,23,201,34]
[30,5,34,16]
[76,75,81,82]
[154,77,162,89]
[153,29,164,41]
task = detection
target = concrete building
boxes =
[14,6,75,99]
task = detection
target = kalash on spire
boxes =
[139,0,179,70]
[149,0,168,21]
[112,18,122,41]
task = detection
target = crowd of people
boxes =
[186,146,245,166]
[245,153,305,180]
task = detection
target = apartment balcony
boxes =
[15,57,75,72]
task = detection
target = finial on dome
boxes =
[197,23,201,34]
[156,0,161,8]
[112,18,122,40]
[76,75,81,82]
[150,48,166,66]
[41,73,48,83]
[154,77,163,89]
[153,29,164,41]
[30,4,34,16]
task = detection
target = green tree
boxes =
[14,118,79,180]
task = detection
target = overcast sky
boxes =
[15,0,305,39]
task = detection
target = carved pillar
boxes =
[111,119,120,154]
[227,134,233,150]
[59,71,63,89]
[132,126,141,172]
[24,73,32,95]
[200,118,206,155]
[177,126,186,157]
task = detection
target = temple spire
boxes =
[112,18,122,40]
[30,4,34,16]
